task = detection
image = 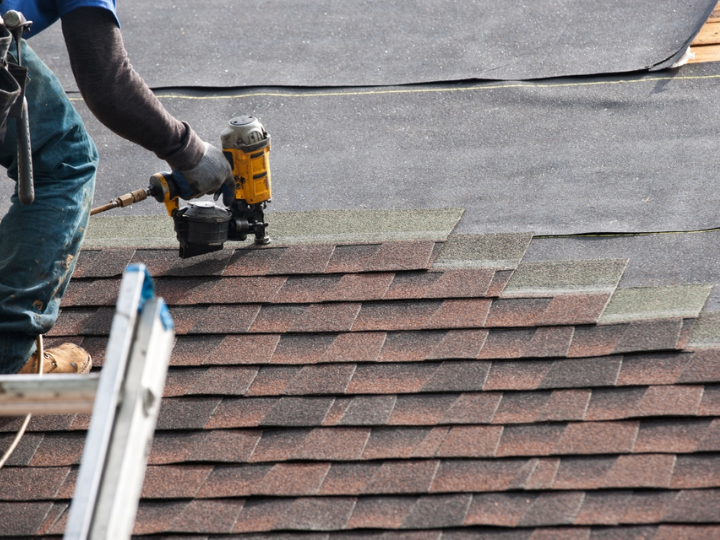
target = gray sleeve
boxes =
[60,7,205,170]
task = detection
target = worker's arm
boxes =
[60,7,233,199]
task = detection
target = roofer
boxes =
[0,2,234,374]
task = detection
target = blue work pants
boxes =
[0,41,98,373]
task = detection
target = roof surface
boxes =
[2,231,720,538]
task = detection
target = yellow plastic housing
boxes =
[224,139,271,205]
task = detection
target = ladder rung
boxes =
[0,374,99,415]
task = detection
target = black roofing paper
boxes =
[29,0,716,91]
[3,64,720,235]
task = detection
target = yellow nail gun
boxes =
[91,116,272,259]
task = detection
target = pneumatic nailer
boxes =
[91,116,272,259]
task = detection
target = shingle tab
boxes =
[503,259,627,297]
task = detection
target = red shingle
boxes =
[384,272,441,300]
[613,319,682,354]
[431,460,531,493]
[284,364,357,394]
[516,492,585,527]
[483,361,551,391]
[171,336,223,366]
[567,325,625,358]
[484,298,551,327]
[327,273,394,301]
[424,299,492,329]
[205,397,276,428]
[321,332,386,362]
[195,464,270,497]
[496,424,566,457]
[524,327,575,358]
[491,392,549,424]
[620,491,675,524]
[249,429,311,463]
[232,498,292,532]
[258,463,331,496]
[670,455,720,489]
[537,390,592,422]
[325,244,380,273]
[346,364,437,394]
[478,328,535,359]
[440,393,502,424]
[141,465,212,498]
[346,496,416,528]
[427,329,489,360]
[273,275,342,303]
[617,352,689,386]
[249,305,307,333]
[213,334,280,364]
[537,294,611,326]
[274,497,357,530]
[424,269,495,299]
[574,491,630,525]
[486,270,514,297]
[678,349,720,383]
[464,492,534,526]
[189,305,260,334]
[134,501,187,535]
[363,460,440,494]
[378,331,445,362]
[29,432,85,467]
[361,428,432,459]
[211,276,287,303]
[601,454,676,488]
[186,430,262,463]
[388,395,458,425]
[352,301,442,332]
[634,385,703,417]
[525,458,561,490]
[271,334,335,364]
[224,247,286,276]
[129,249,177,276]
[585,388,647,421]
[0,467,70,500]
[436,426,503,457]
[170,499,243,533]
[269,244,335,275]
[551,457,614,490]
[555,422,639,454]
[421,361,492,392]
[245,366,301,396]
[318,463,380,495]
[634,420,710,453]
[294,428,370,460]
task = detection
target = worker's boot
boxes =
[18,343,92,374]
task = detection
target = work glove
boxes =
[172,142,236,206]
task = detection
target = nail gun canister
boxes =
[221,116,271,205]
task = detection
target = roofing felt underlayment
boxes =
[5,63,720,236]
[30,0,716,89]
[2,232,720,537]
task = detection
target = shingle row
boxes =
[9,488,720,535]
[5,453,720,502]
[49,306,688,356]
[72,242,440,280]
[3,383,717,435]
[8,418,718,468]
[152,383,719,430]
[63,269,515,307]
[162,352,720,397]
